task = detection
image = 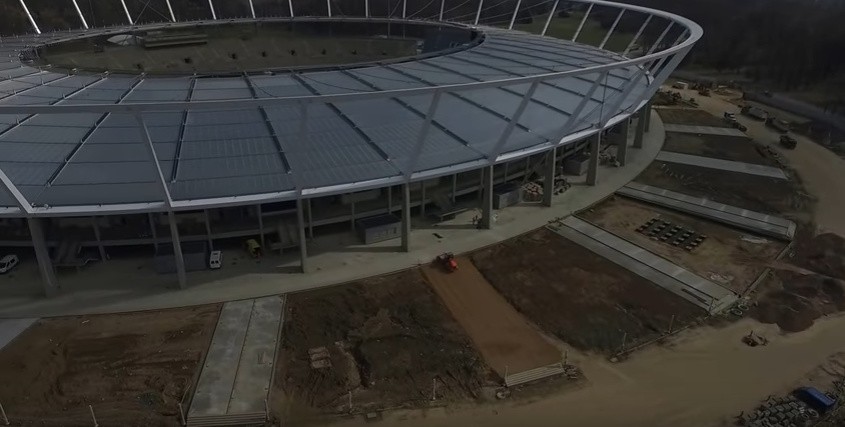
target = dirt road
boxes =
[422,258,561,377]
[679,89,845,237]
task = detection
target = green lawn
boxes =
[514,12,632,53]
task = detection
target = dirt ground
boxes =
[656,107,728,127]
[272,269,493,422]
[579,197,786,294]
[470,228,704,355]
[0,305,220,426]
[662,132,780,167]
[422,258,561,377]
[634,161,811,218]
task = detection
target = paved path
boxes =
[0,318,37,350]
[422,258,561,377]
[656,151,788,179]
[618,182,796,240]
[663,123,747,137]
[549,217,736,312]
[0,112,666,317]
[188,296,284,423]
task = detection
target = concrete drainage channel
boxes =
[186,296,285,426]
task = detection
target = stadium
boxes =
[0,0,699,296]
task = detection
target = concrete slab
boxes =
[189,300,253,417]
[228,295,284,414]
[550,217,737,313]
[656,151,788,180]
[618,182,796,240]
[0,318,37,350]
[664,124,747,137]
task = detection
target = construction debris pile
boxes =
[736,394,820,427]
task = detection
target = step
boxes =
[186,412,266,427]
[505,364,566,387]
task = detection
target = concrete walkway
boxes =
[0,112,666,317]
[618,182,796,240]
[656,151,789,179]
[0,318,37,350]
[663,123,747,137]
[549,217,737,313]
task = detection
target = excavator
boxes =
[436,253,458,272]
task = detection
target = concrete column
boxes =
[203,209,213,250]
[481,165,494,229]
[387,185,392,213]
[350,201,356,230]
[28,218,58,297]
[167,211,187,289]
[617,119,630,166]
[634,110,646,149]
[148,212,158,249]
[306,199,314,239]
[451,175,457,203]
[644,101,652,132]
[401,183,411,252]
[587,132,602,186]
[297,199,308,273]
[420,181,426,218]
[256,205,266,249]
[91,216,107,261]
[543,147,557,207]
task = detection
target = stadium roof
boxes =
[0,18,655,214]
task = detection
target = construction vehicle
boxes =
[244,239,263,258]
[780,134,797,149]
[436,252,458,272]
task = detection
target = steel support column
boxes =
[587,132,602,186]
[167,212,187,289]
[148,212,158,248]
[19,0,40,34]
[120,0,133,24]
[616,119,630,166]
[297,199,308,273]
[508,0,522,30]
[644,100,652,132]
[91,217,107,261]
[543,147,556,207]
[420,181,426,218]
[480,165,494,229]
[166,0,177,21]
[541,0,559,36]
[474,0,484,25]
[451,174,457,203]
[203,209,213,250]
[71,0,89,29]
[401,184,411,252]
[307,199,314,239]
[257,204,265,249]
[634,109,646,148]
[28,218,58,297]
[207,0,217,19]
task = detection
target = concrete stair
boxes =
[504,363,566,387]
[186,412,266,427]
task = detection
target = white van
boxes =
[209,250,222,270]
[0,254,20,274]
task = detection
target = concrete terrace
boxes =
[0,112,666,318]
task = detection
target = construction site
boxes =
[2,1,845,427]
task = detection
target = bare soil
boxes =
[0,305,221,426]
[422,258,561,376]
[635,161,811,217]
[579,197,786,294]
[662,133,780,167]
[470,228,704,355]
[656,107,728,127]
[273,269,492,421]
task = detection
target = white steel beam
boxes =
[508,0,522,30]
[135,114,175,208]
[599,9,625,50]
[71,0,89,29]
[439,0,445,21]
[365,0,370,17]
[599,66,648,126]
[248,0,256,18]
[289,0,295,17]
[326,0,332,17]
[404,91,443,178]
[208,0,217,20]
[474,0,484,25]
[19,0,41,34]
[402,0,407,18]
[541,0,560,36]
[572,3,593,42]
[559,71,607,135]
[489,81,539,161]
[166,0,177,21]
[0,167,33,214]
[623,14,652,56]
[120,0,133,24]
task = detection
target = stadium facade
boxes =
[0,0,700,295]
